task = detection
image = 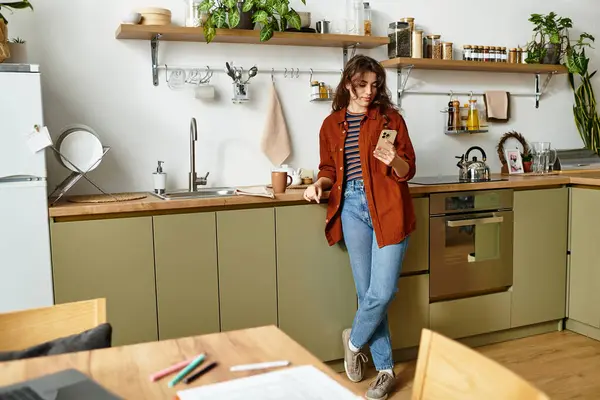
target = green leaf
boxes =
[242,0,255,12]
[260,22,274,41]
[300,0,306,4]
[286,10,301,30]
[213,8,227,28]
[252,9,269,24]
[204,24,216,43]
[224,0,237,9]
[228,8,240,28]
[199,0,213,12]
[276,2,288,16]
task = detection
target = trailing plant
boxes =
[200,0,305,43]
[0,1,33,25]
[524,12,572,64]
[565,32,600,153]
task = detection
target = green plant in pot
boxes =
[565,32,600,153]
[200,0,305,43]
[524,12,572,64]
[521,151,533,172]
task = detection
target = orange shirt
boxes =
[317,106,416,248]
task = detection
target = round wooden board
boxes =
[67,193,148,203]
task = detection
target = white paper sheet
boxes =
[176,365,363,400]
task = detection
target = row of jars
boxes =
[387,18,455,60]
[462,45,528,64]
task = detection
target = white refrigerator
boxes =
[0,64,54,313]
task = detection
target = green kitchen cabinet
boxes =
[153,212,220,340]
[402,197,430,275]
[216,208,278,332]
[568,187,600,328]
[275,204,356,362]
[511,187,569,328]
[388,274,429,349]
[50,217,157,346]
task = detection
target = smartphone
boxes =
[376,129,398,148]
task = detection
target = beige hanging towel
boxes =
[261,83,291,166]
[484,90,510,122]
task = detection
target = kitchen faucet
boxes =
[189,117,209,192]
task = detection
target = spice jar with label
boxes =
[462,45,472,61]
[516,48,523,64]
[311,81,320,99]
[443,42,453,60]
[411,29,423,58]
[387,22,411,58]
[319,82,328,99]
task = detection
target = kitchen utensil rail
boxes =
[157,64,343,79]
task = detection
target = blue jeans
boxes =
[340,179,409,371]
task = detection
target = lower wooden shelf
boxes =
[381,57,568,74]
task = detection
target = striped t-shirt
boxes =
[344,112,365,181]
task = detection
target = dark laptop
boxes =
[0,369,123,400]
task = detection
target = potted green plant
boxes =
[565,32,600,153]
[521,151,533,173]
[524,12,572,64]
[200,0,305,43]
[8,36,25,62]
[0,1,33,62]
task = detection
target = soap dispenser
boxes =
[153,161,166,194]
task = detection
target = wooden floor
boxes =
[347,331,600,399]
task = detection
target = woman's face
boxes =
[346,71,378,109]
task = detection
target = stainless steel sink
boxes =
[153,187,236,200]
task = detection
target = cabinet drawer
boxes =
[430,291,511,339]
[389,274,429,349]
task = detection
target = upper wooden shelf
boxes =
[115,24,389,49]
[380,57,568,74]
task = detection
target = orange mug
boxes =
[271,171,292,194]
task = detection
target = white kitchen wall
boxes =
[7,0,600,193]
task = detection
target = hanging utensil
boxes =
[244,66,258,84]
[225,62,236,81]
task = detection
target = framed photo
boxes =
[505,149,524,174]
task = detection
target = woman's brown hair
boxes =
[332,54,396,114]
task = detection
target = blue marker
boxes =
[168,353,206,388]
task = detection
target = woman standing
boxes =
[303,55,416,400]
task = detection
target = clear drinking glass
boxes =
[530,142,557,173]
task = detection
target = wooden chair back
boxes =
[0,298,106,352]
[411,328,550,400]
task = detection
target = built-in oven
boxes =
[429,189,514,302]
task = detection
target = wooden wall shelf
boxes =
[381,57,568,74]
[115,24,389,49]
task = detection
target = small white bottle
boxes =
[153,161,167,195]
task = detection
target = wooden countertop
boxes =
[0,325,361,399]
[48,173,600,219]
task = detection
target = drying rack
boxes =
[48,145,114,206]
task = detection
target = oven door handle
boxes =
[447,216,504,227]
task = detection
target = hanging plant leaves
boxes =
[224,0,237,9]
[242,0,255,12]
[212,8,227,28]
[286,10,301,30]
[228,8,240,28]
[259,21,274,41]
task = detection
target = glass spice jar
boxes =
[490,46,497,62]
[483,46,490,62]
[472,45,480,61]
[508,48,517,63]
[442,42,453,60]
[411,29,423,58]
[387,22,412,58]
[516,48,523,64]
[426,34,442,59]
[463,45,472,61]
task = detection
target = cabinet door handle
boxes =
[447,216,504,228]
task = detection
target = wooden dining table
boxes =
[0,325,362,399]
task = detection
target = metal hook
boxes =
[284,68,288,78]
[165,64,169,83]
[309,68,313,83]
[271,68,275,82]
[201,65,213,84]
[296,68,300,78]
[469,91,474,100]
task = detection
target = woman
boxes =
[303,55,416,400]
